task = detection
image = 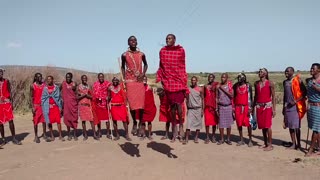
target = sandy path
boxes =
[0,102,319,180]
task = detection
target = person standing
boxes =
[136,76,156,140]
[183,76,203,144]
[61,72,79,141]
[0,68,22,145]
[282,67,307,150]
[78,75,99,140]
[108,77,131,141]
[253,68,276,151]
[233,73,253,147]
[305,63,320,157]
[41,75,65,142]
[30,73,47,143]
[156,34,188,142]
[92,73,111,138]
[121,36,148,136]
[216,73,234,145]
[204,74,219,144]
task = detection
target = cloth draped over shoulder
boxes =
[291,74,306,120]
[156,45,188,93]
[41,85,62,124]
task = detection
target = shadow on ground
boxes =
[118,142,141,157]
[147,141,178,159]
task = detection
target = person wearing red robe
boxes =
[30,73,47,143]
[78,75,99,140]
[136,76,156,140]
[121,36,148,136]
[61,73,79,141]
[156,34,188,142]
[41,75,65,142]
[233,73,253,147]
[92,73,111,138]
[108,77,131,141]
[0,68,22,145]
[253,68,276,151]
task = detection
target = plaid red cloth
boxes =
[156,45,188,93]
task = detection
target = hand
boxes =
[32,108,35,117]
[282,108,285,116]
[137,74,144,82]
[272,110,276,118]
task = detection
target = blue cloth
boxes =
[41,85,62,124]
[307,80,320,132]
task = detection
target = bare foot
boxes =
[259,145,267,149]
[125,136,132,141]
[113,136,120,141]
[194,138,199,144]
[263,145,273,151]
[248,140,253,147]
[34,137,40,144]
[236,141,245,146]
[204,138,210,144]
[217,140,224,145]
[161,136,168,140]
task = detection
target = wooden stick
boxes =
[305,128,309,150]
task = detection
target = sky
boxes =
[0,0,319,73]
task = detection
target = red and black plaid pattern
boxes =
[156,45,188,92]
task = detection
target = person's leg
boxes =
[147,122,152,140]
[47,123,54,142]
[57,123,65,141]
[82,121,88,140]
[264,128,273,151]
[305,131,318,157]
[97,123,102,137]
[237,126,244,146]
[226,128,232,145]
[161,122,170,140]
[34,123,40,143]
[287,128,296,149]
[296,128,301,149]
[130,110,138,135]
[67,126,72,141]
[194,129,200,143]
[0,124,6,144]
[89,121,98,140]
[42,122,47,139]
[217,128,224,145]
[248,126,253,147]
[73,127,78,141]
[138,109,145,138]
[9,121,21,145]
[212,125,217,143]
[113,120,120,140]
[183,129,190,144]
[170,104,177,142]
[123,121,131,141]
[106,121,111,139]
[176,104,184,139]
[205,126,210,144]
[261,128,268,148]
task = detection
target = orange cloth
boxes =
[291,74,307,120]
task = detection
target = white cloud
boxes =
[7,42,22,48]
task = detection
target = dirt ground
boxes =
[0,99,319,180]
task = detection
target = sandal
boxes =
[204,138,210,144]
[226,140,232,145]
[12,138,22,145]
[217,140,224,145]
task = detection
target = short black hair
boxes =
[312,63,320,69]
[167,34,176,40]
[128,35,137,43]
[97,73,104,77]
[66,72,73,78]
[33,72,42,83]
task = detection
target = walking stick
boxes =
[306,128,309,150]
[107,101,114,140]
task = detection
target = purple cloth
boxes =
[284,80,300,129]
[218,86,233,128]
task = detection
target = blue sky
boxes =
[0,0,319,73]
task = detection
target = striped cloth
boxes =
[307,79,320,132]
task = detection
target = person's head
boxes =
[237,73,247,84]
[46,75,54,85]
[112,77,120,86]
[81,75,88,84]
[128,36,138,48]
[143,76,148,85]
[284,67,294,79]
[221,73,228,84]
[0,68,4,79]
[310,63,320,76]
[98,73,104,83]
[166,34,176,47]
[33,73,43,83]
[258,68,269,80]
[65,72,73,83]
[191,76,198,87]
[208,73,215,83]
